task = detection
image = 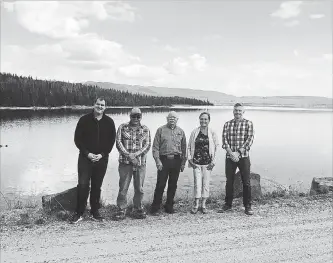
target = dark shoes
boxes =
[164,205,176,214]
[150,206,161,216]
[217,204,232,213]
[91,210,105,222]
[245,206,254,215]
[132,209,147,219]
[69,213,83,224]
[150,203,176,215]
[113,209,126,221]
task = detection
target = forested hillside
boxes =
[0,73,212,107]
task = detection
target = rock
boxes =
[310,177,333,195]
[42,187,77,212]
[233,172,262,200]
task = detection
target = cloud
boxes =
[4,1,138,39]
[164,45,180,53]
[293,49,299,56]
[164,54,208,75]
[323,54,332,61]
[284,20,300,27]
[271,1,303,19]
[117,64,168,80]
[104,1,137,22]
[189,54,207,71]
[61,34,129,63]
[164,57,189,75]
[309,14,325,19]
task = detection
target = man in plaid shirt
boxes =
[220,103,254,215]
[115,108,151,220]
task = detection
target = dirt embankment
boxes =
[1,195,332,263]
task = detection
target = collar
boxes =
[233,118,244,123]
[167,124,177,130]
[127,122,143,129]
[91,111,104,121]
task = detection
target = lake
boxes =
[0,106,332,207]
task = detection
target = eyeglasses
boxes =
[130,114,142,119]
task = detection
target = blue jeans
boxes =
[116,163,146,210]
[76,154,108,215]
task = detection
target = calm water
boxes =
[1,107,332,206]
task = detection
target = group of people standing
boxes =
[70,97,254,224]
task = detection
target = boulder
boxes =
[310,177,333,195]
[42,187,77,212]
[233,172,262,200]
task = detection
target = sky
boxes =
[1,1,332,97]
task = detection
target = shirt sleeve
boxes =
[116,124,130,156]
[222,122,230,150]
[211,130,219,164]
[181,130,187,166]
[101,118,116,157]
[135,127,151,157]
[152,127,161,163]
[242,121,254,151]
[74,117,89,157]
[187,130,195,161]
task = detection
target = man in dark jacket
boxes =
[70,97,116,224]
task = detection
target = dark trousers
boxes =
[76,154,108,215]
[225,157,251,207]
[152,156,182,209]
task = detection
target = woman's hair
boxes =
[199,111,210,121]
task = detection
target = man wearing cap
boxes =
[114,108,151,220]
[150,111,187,214]
[219,103,255,215]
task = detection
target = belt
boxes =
[160,154,180,160]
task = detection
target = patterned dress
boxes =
[193,131,211,165]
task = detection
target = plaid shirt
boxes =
[116,122,151,165]
[222,118,254,158]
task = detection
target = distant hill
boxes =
[85,81,236,105]
[86,81,332,108]
[0,73,211,107]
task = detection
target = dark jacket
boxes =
[74,112,116,158]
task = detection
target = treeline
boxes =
[0,73,213,107]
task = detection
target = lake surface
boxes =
[1,106,332,206]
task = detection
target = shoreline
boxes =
[0,104,332,111]
[0,191,331,227]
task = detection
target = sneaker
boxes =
[70,213,83,224]
[217,204,232,213]
[201,207,208,214]
[91,210,105,221]
[245,206,254,216]
[191,206,199,214]
[113,209,126,221]
[133,209,147,219]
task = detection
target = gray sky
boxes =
[1,1,332,97]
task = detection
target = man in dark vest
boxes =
[70,97,116,223]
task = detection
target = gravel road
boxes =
[1,197,332,263]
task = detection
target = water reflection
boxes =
[0,107,332,208]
